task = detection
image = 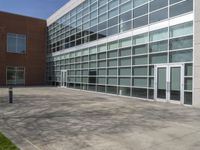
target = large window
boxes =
[7,33,26,54]
[7,67,25,85]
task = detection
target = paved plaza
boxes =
[0,87,200,150]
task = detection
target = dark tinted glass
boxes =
[170,0,193,17]
[133,15,148,28]
[150,8,168,24]
[108,25,119,36]
[133,4,148,18]
[108,16,118,27]
[170,0,184,4]
[150,0,168,12]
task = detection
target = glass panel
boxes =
[169,50,193,63]
[119,68,131,76]
[108,59,118,66]
[150,0,168,12]
[133,56,148,65]
[119,57,131,66]
[133,0,148,8]
[133,78,147,87]
[133,15,148,28]
[108,50,118,58]
[133,33,148,45]
[133,4,148,18]
[119,77,131,86]
[108,77,117,85]
[98,77,106,84]
[170,0,193,17]
[132,88,147,98]
[150,53,168,64]
[185,64,192,76]
[184,78,192,90]
[149,8,168,24]
[107,86,117,94]
[108,41,118,50]
[98,69,106,76]
[119,47,132,56]
[119,37,132,48]
[170,67,181,101]
[169,36,193,50]
[170,22,193,38]
[133,44,148,55]
[150,28,168,42]
[97,85,106,92]
[108,68,117,76]
[184,92,192,105]
[157,67,166,99]
[149,40,168,52]
[118,87,130,96]
[133,67,147,76]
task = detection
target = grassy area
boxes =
[0,132,19,150]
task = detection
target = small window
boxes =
[7,33,26,54]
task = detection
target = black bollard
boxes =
[9,86,13,103]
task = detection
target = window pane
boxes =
[132,88,147,98]
[150,28,168,42]
[150,53,168,64]
[169,36,193,50]
[133,67,147,76]
[169,50,193,62]
[184,78,192,90]
[134,0,148,8]
[108,41,119,50]
[170,0,193,17]
[133,15,148,28]
[119,57,131,66]
[149,8,168,24]
[150,0,168,12]
[133,56,148,65]
[133,4,148,18]
[133,44,148,54]
[7,36,16,52]
[133,78,147,87]
[120,37,132,47]
[108,78,118,85]
[108,68,117,76]
[119,78,131,86]
[133,33,148,45]
[149,40,168,52]
[119,47,132,56]
[119,67,131,76]
[170,22,193,38]
[108,59,118,66]
[108,50,118,58]
[185,64,192,76]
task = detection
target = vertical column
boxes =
[193,0,200,107]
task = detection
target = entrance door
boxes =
[155,64,184,104]
[61,70,68,87]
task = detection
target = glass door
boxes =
[61,70,68,87]
[155,64,184,103]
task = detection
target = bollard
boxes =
[9,86,13,103]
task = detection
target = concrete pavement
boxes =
[0,87,200,150]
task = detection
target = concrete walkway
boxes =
[0,87,200,150]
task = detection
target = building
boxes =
[0,11,46,86]
[40,0,198,107]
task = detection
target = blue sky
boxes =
[0,0,69,19]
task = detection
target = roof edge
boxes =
[47,0,85,26]
[0,10,46,21]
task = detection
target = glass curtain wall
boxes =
[47,21,193,105]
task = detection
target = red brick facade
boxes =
[0,12,46,86]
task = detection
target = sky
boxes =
[0,0,69,19]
